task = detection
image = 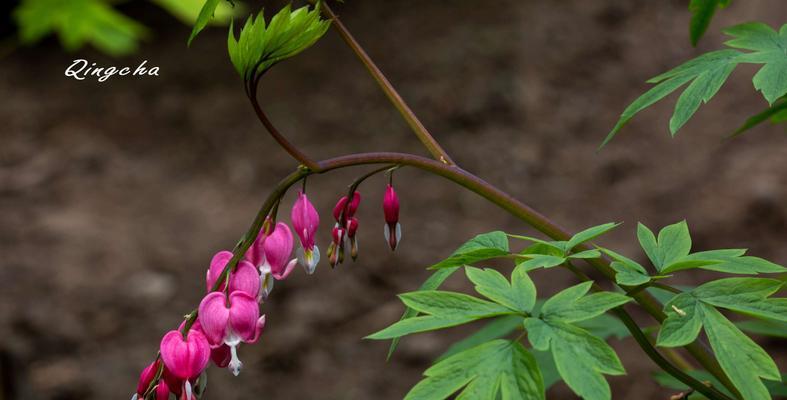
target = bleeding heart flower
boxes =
[205,250,261,298]
[257,222,297,299]
[160,329,210,400]
[198,291,266,376]
[291,191,320,274]
[178,319,234,369]
[383,184,401,251]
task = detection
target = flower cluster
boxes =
[132,183,401,399]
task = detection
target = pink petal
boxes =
[206,251,233,292]
[272,258,297,281]
[245,226,268,267]
[262,223,294,277]
[229,259,261,298]
[228,291,260,343]
[198,292,230,347]
[159,330,210,380]
[248,315,267,344]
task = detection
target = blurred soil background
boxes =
[1,0,786,399]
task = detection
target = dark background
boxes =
[1,1,786,399]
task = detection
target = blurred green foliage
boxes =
[13,0,240,56]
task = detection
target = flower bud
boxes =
[382,184,402,251]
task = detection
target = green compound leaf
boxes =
[657,279,785,399]
[465,265,536,313]
[634,221,784,275]
[602,50,740,146]
[431,231,510,269]
[387,267,459,359]
[637,221,692,272]
[604,22,787,144]
[227,4,330,81]
[540,282,631,324]
[14,0,147,56]
[724,22,787,104]
[367,291,514,340]
[524,319,625,400]
[688,0,731,46]
[405,340,544,400]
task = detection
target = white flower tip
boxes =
[229,345,243,376]
[131,394,138,400]
[395,222,402,247]
[185,380,193,400]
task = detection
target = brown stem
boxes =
[248,87,321,171]
[317,2,455,166]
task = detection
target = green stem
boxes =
[318,2,454,166]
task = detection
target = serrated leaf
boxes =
[388,267,460,359]
[524,319,625,400]
[565,222,620,250]
[724,22,787,104]
[541,282,631,323]
[465,266,536,312]
[438,316,523,361]
[703,305,781,400]
[569,249,602,259]
[368,291,514,340]
[699,255,786,274]
[602,50,740,146]
[693,277,786,322]
[518,255,566,271]
[226,4,330,81]
[669,56,738,134]
[431,231,510,269]
[657,293,704,347]
[399,291,515,318]
[636,221,693,272]
[406,340,544,400]
[688,0,731,46]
